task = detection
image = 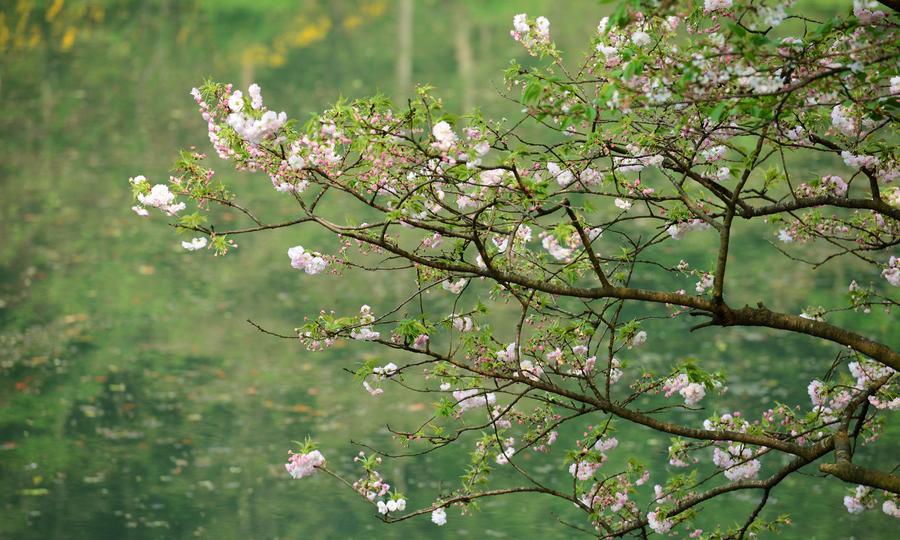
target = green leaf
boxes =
[178,212,206,229]
[609,1,631,30]
[749,34,770,47]
[709,102,730,123]
[814,18,835,38]
[724,21,746,37]
[623,59,645,80]
[436,398,455,417]
[353,358,379,382]
[523,79,543,104]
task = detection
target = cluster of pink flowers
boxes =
[853,0,888,24]
[181,237,208,251]
[190,86,234,160]
[451,315,475,333]
[694,272,715,295]
[868,395,900,410]
[612,147,665,172]
[884,498,900,518]
[510,13,551,55]
[843,484,900,518]
[647,509,674,534]
[545,347,563,365]
[841,151,880,170]
[362,362,398,397]
[712,444,761,481]
[703,412,750,433]
[667,219,710,240]
[704,0,732,13]
[844,485,874,514]
[422,232,442,249]
[577,471,636,518]
[517,358,544,381]
[376,497,407,515]
[569,459,603,481]
[495,438,516,465]
[569,436,618,481]
[883,256,900,286]
[453,389,496,412]
[350,327,380,341]
[442,278,467,294]
[567,349,602,378]
[494,342,519,363]
[431,507,447,526]
[412,333,429,350]
[350,451,408,517]
[831,105,860,137]
[350,305,380,341]
[539,232,573,261]
[663,373,706,406]
[285,449,325,479]
[794,175,849,199]
[614,197,632,211]
[630,330,647,348]
[225,84,287,144]
[130,176,186,216]
[848,359,895,389]
[668,441,696,468]
[287,245,328,275]
[808,360,898,423]
[808,379,827,407]
[430,121,457,153]
[547,162,574,187]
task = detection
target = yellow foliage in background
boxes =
[0,0,106,55]
[60,25,75,51]
[240,0,386,69]
[45,0,64,22]
[0,13,8,53]
[1,0,386,63]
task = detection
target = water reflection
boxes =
[1,1,895,539]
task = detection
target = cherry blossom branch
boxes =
[322,216,900,369]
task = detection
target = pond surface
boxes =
[1,1,896,539]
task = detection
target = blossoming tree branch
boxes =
[131,0,899,536]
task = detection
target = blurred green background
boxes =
[0,0,897,538]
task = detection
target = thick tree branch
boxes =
[744,195,900,221]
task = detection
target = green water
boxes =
[1,1,897,538]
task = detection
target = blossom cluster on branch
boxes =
[131,0,899,537]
